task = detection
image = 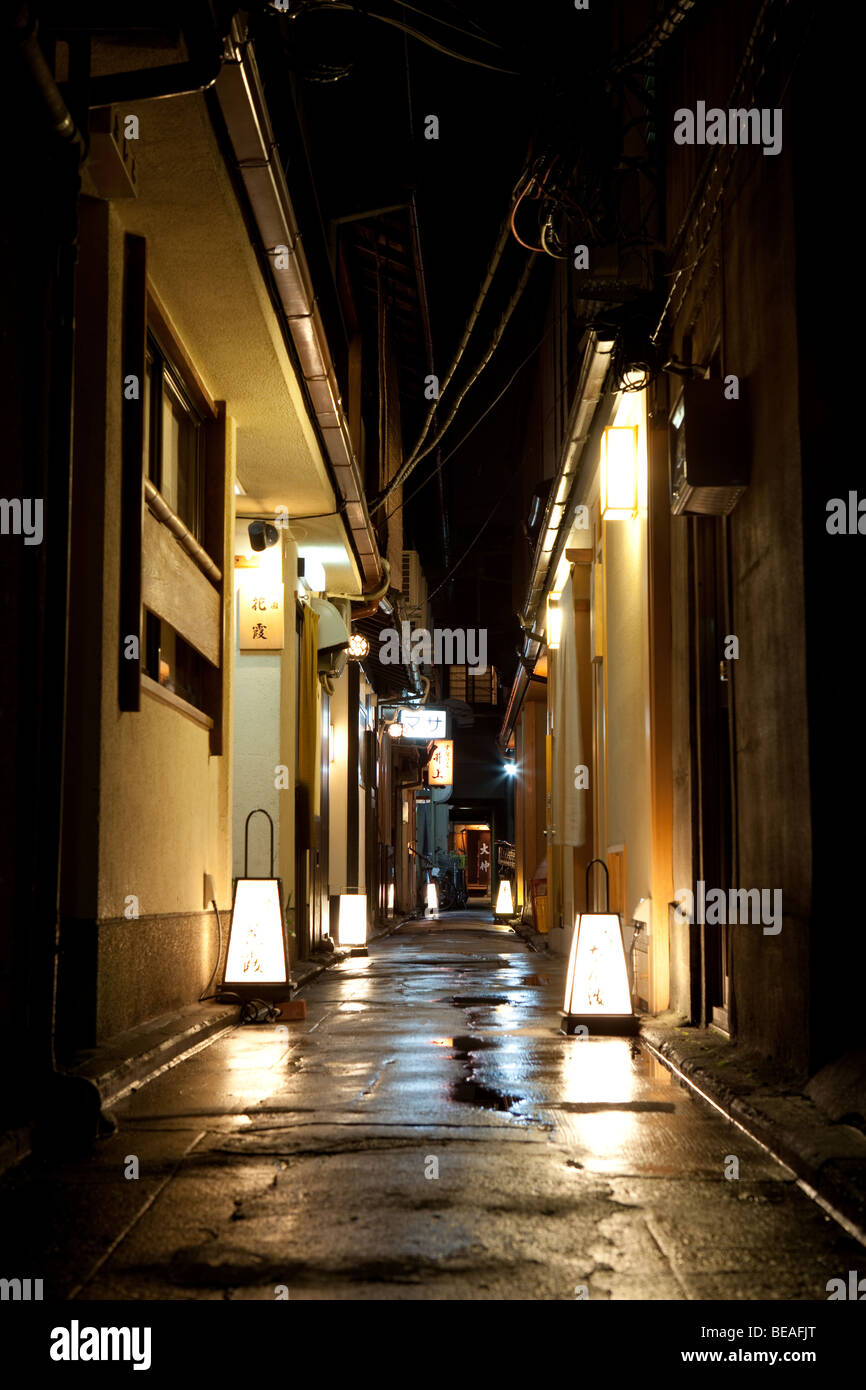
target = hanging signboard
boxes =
[239,582,285,651]
[399,707,447,740]
[428,739,454,787]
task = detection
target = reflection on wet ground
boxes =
[1,915,862,1300]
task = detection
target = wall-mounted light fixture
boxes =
[601,425,639,521]
[562,860,638,1035]
[348,632,370,660]
[387,721,404,739]
[546,596,562,651]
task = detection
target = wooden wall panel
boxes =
[141,509,220,666]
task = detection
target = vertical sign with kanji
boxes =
[239,582,285,650]
[428,739,454,787]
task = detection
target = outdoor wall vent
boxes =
[670,379,749,517]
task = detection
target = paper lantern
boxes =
[562,859,638,1035]
[338,893,367,946]
[494,878,514,918]
[223,810,288,989]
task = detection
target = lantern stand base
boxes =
[561,1012,640,1037]
[348,946,368,957]
[219,980,297,1003]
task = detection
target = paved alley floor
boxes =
[2,916,863,1301]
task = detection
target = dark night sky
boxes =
[257,1,619,682]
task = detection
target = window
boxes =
[144,332,204,539]
[141,325,217,718]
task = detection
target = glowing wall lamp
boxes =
[601,425,639,521]
[223,810,289,993]
[494,878,515,919]
[347,632,370,660]
[338,892,368,951]
[546,596,562,651]
[562,859,639,1035]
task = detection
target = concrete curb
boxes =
[74,1002,241,1109]
[641,1023,866,1245]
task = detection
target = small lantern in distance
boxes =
[494,878,514,919]
[338,890,368,956]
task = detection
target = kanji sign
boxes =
[239,582,285,650]
[428,739,454,787]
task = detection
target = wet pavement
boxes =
[2,915,863,1300]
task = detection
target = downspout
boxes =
[497,330,616,752]
[214,18,384,595]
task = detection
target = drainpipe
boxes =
[497,330,615,753]
[17,18,86,154]
[214,18,384,595]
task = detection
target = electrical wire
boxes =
[368,184,527,511]
[199,900,224,1002]
[290,2,520,75]
[510,181,545,252]
[394,1,504,50]
[426,495,505,605]
[386,316,556,520]
[236,509,341,520]
[405,251,537,473]
[405,204,514,472]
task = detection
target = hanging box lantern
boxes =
[561,859,639,1035]
[223,809,289,992]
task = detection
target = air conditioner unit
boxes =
[670,379,749,517]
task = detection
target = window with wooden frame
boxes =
[118,232,228,752]
[142,329,209,712]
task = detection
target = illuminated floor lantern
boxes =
[494,877,515,919]
[562,859,639,1036]
[387,882,395,916]
[338,892,368,954]
[426,880,439,917]
[224,809,289,994]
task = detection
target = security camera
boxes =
[249,520,279,551]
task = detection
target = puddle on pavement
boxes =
[451,995,511,1006]
[451,1035,499,1054]
[450,1078,523,1112]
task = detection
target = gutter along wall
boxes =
[214,21,382,594]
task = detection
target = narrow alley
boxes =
[2,0,863,1354]
[3,916,859,1303]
